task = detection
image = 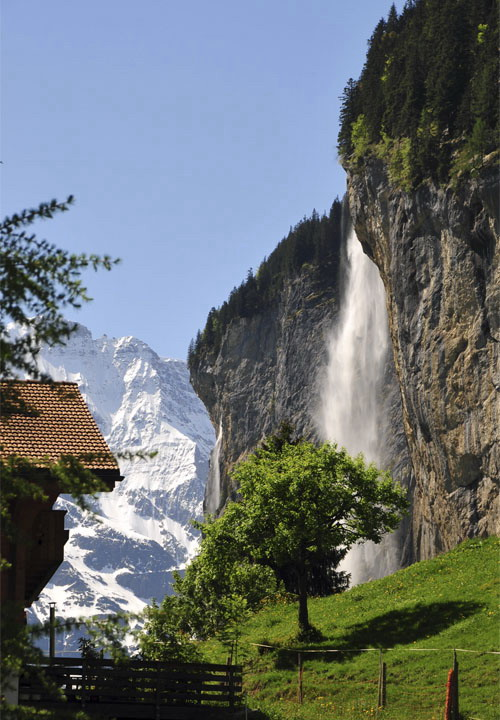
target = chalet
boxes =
[0,380,122,617]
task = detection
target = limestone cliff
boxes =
[346,159,499,559]
[190,261,340,512]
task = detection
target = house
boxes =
[0,380,122,617]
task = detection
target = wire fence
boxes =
[244,644,499,719]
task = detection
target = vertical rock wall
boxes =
[346,159,499,559]
[191,264,341,512]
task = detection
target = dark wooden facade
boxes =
[1,477,69,612]
[0,381,122,617]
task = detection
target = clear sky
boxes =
[2,1,403,360]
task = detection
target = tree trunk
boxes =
[297,563,310,633]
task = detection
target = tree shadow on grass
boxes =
[275,600,481,668]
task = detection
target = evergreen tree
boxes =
[189,207,343,367]
[337,0,499,184]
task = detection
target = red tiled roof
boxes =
[0,381,119,471]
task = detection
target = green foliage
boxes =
[198,537,500,720]
[451,117,499,180]
[172,510,279,639]
[188,201,343,370]
[337,79,361,158]
[477,22,488,43]
[0,197,119,382]
[229,434,407,633]
[338,0,499,186]
[350,115,371,162]
[171,429,407,641]
[374,133,413,189]
[77,637,100,660]
[0,195,121,517]
[136,597,201,663]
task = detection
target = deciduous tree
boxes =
[174,426,407,639]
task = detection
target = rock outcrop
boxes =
[346,159,499,559]
[191,263,341,513]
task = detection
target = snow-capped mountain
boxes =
[27,323,214,651]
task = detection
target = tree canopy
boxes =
[338,0,499,186]
[172,427,408,639]
[0,196,118,385]
[188,200,343,371]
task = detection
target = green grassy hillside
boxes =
[200,537,499,719]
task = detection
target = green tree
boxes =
[228,432,408,636]
[137,597,201,663]
[338,0,498,184]
[172,506,278,639]
[173,427,407,640]
[1,196,118,384]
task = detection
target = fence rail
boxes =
[20,657,243,719]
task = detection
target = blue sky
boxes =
[2,1,403,360]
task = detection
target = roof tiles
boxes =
[0,381,119,471]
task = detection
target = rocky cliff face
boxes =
[191,263,340,513]
[346,160,499,559]
[191,161,498,571]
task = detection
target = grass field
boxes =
[199,537,500,719]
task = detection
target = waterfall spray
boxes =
[318,228,393,584]
[205,422,222,515]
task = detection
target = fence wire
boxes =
[243,644,499,719]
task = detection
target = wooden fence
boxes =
[19,657,243,719]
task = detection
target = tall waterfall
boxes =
[317,228,393,585]
[205,422,223,515]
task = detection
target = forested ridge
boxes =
[338,0,499,187]
[188,199,342,369]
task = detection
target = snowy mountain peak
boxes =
[29,323,214,651]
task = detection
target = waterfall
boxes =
[204,422,222,515]
[317,228,393,585]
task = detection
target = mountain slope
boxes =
[27,323,214,649]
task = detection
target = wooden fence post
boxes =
[297,653,303,704]
[155,665,161,720]
[377,651,387,707]
[445,668,454,720]
[228,665,236,710]
[452,650,459,720]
